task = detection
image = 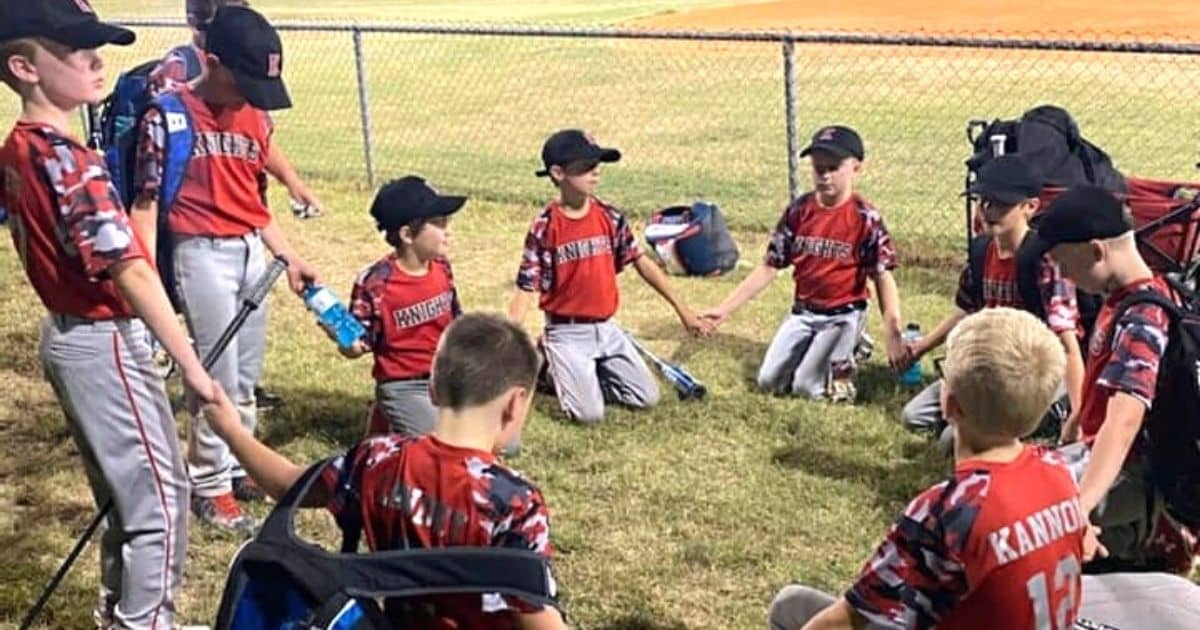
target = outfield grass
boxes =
[3,3,1200,629]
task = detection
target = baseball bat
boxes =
[623,330,707,400]
[19,257,289,630]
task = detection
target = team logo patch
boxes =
[266,53,282,78]
[817,127,837,141]
[165,112,188,134]
[73,0,95,14]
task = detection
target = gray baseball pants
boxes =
[758,308,866,399]
[172,232,268,498]
[374,379,438,437]
[41,314,188,629]
[542,320,659,424]
[767,573,1200,629]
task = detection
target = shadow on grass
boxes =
[0,328,45,381]
[593,614,689,630]
[256,386,374,447]
[771,432,949,515]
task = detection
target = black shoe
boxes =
[254,386,283,410]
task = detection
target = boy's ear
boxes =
[7,52,39,85]
[548,164,565,182]
[940,383,961,427]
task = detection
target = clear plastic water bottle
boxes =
[303,284,366,351]
[899,323,923,387]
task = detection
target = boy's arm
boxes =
[632,255,708,336]
[907,307,968,365]
[260,220,320,294]
[700,263,778,327]
[202,386,326,506]
[266,143,323,218]
[800,598,869,630]
[508,289,538,324]
[128,196,158,260]
[110,258,215,403]
[872,269,906,369]
[1058,331,1086,444]
[1078,392,1146,515]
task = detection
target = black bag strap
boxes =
[967,234,991,309]
[1015,231,1048,320]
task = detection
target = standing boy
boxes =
[1,2,218,626]
[702,126,904,401]
[131,5,319,535]
[508,128,707,424]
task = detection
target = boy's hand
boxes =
[884,329,907,371]
[201,383,239,440]
[1059,413,1082,445]
[286,256,321,294]
[288,186,324,220]
[1083,524,1108,563]
[182,367,219,406]
[698,306,730,329]
[678,307,712,337]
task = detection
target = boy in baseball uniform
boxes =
[508,128,708,424]
[769,308,1091,629]
[203,313,568,629]
[130,5,320,535]
[341,176,464,437]
[702,126,905,402]
[0,2,219,626]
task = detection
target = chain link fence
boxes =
[5,21,1200,260]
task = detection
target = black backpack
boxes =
[966,105,1127,194]
[214,461,558,629]
[967,233,1103,341]
[1109,286,1200,528]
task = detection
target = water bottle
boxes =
[899,323,923,387]
[303,284,366,351]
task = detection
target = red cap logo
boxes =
[818,127,837,141]
[266,53,282,78]
[74,0,96,14]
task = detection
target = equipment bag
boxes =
[645,201,739,276]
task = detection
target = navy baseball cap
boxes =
[800,125,864,161]
[370,176,467,232]
[1027,185,1132,254]
[205,6,291,110]
[0,0,135,49]
[964,155,1043,205]
[535,129,621,177]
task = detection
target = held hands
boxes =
[678,307,715,338]
[1059,413,1082,445]
[182,366,219,407]
[698,306,730,331]
[884,327,909,372]
[1083,524,1108,563]
[200,383,240,441]
[288,185,324,220]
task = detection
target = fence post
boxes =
[782,36,799,203]
[352,26,377,189]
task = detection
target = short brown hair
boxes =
[432,313,540,411]
[943,308,1065,441]
[0,38,39,92]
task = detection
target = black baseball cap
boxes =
[1027,185,1132,253]
[205,6,291,110]
[800,125,864,161]
[0,0,135,49]
[535,129,621,177]
[963,155,1043,205]
[370,176,467,232]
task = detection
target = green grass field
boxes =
[2,2,1200,628]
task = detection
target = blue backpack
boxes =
[644,201,740,276]
[214,461,558,629]
[98,52,200,308]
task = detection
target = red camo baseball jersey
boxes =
[134,87,272,237]
[349,254,461,382]
[764,193,897,310]
[954,240,1080,334]
[847,446,1086,630]
[320,434,556,628]
[515,197,641,320]
[1,122,149,319]
[1078,277,1171,441]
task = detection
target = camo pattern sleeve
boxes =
[1036,255,1080,335]
[516,208,553,293]
[1098,301,1170,408]
[764,200,801,270]
[599,201,642,272]
[33,130,146,279]
[858,203,898,276]
[349,257,390,349]
[845,478,976,627]
[132,108,166,201]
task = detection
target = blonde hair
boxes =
[942,307,1065,441]
[0,37,39,92]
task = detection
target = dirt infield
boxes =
[635,0,1200,39]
